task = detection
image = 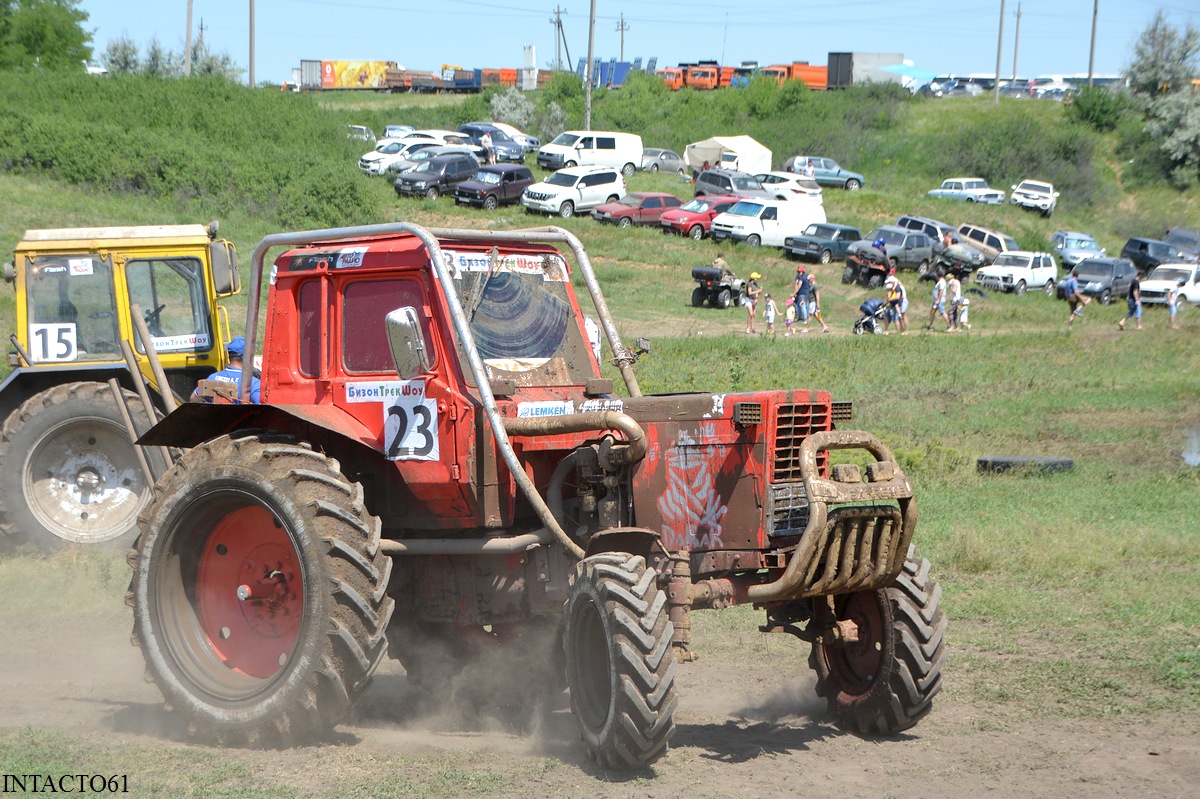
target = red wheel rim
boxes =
[823,592,884,696]
[195,506,304,679]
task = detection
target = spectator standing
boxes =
[927,273,950,331]
[1168,279,1185,329]
[745,272,762,334]
[947,270,963,332]
[793,266,812,329]
[804,274,831,333]
[763,293,779,334]
[1063,269,1089,329]
[480,131,495,164]
[1119,271,1144,331]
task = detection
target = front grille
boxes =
[526,191,550,201]
[773,402,832,481]
[766,482,808,538]
[831,401,853,423]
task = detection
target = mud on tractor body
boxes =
[128,223,946,769]
[0,224,241,554]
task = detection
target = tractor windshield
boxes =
[24,254,121,363]
[442,248,597,387]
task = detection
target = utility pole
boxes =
[993,0,1006,105]
[549,6,565,71]
[249,0,255,87]
[183,0,193,76]
[1088,0,1098,87]
[616,14,629,63]
[584,0,596,130]
[1011,2,1021,81]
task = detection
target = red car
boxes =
[659,193,741,240]
[591,192,682,228]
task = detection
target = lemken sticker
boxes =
[335,247,369,269]
[517,401,575,418]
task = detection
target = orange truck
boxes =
[684,64,719,90]
[762,62,828,90]
[657,66,684,90]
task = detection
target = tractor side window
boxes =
[25,254,120,362]
[298,280,322,377]
[126,258,212,354]
[342,279,434,374]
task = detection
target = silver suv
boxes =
[693,169,773,200]
[520,165,626,218]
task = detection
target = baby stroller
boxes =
[854,297,887,335]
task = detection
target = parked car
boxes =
[958,222,1019,262]
[383,124,414,138]
[592,192,683,227]
[784,223,863,263]
[456,123,526,163]
[847,226,935,276]
[782,156,865,190]
[490,122,540,154]
[974,251,1059,295]
[897,214,957,246]
[1050,230,1105,267]
[393,152,480,200]
[388,144,482,176]
[536,130,642,174]
[358,139,441,176]
[929,177,1006,204]
[1057,257,1136,304]
[1010,179,1059,217]
[1140,262,1200,306]
[659,194,741,239]
[754,171,823,198]
[693,168,774,200]
[1120,237,1188,273]
[710,198,826,248]
[453,164,536,210]
[347,125,376,144]
[999,79,1036,98]
[520,165,626,218]
[1164,227,1200,261]
[639,148,686,174]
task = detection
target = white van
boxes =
[710,197,827,248]
[536,131,643,176]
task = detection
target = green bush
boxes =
[1067,86,1132,132]
[0,71,385,228]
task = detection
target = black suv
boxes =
[693,169,773,200]
[394,153,479,199]
[1121,237,1188,272]
[1057,256,1136,304]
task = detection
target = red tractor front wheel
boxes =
[809,548,947,735]
[129,433,394,746]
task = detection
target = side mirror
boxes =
[3,261,15,283]
[209,240,240,297]
[1011,185,1017,191]
[386,306,432,380]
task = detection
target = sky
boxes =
[77,1,1196,86]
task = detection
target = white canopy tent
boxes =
[684,135,773,175]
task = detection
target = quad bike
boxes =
[691,264,747,308]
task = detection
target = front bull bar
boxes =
[747,430,917,603]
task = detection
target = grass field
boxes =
[0,84,1198,795]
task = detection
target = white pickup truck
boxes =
[974,250,1059,295]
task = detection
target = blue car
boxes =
[784,223,863,264]
[783,156,865,191]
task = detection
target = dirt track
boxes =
[2,593,1197,799]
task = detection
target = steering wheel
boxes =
[144,303,167,337]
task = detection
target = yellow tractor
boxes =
[0,222,240,553]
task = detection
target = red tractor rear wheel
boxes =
[809,548,946,735]
[129,433,394,746]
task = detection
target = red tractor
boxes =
[128,223,946,769]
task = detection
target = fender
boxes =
[0,364,135,421]
[138,401,379,451]
[585,526,662,560]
